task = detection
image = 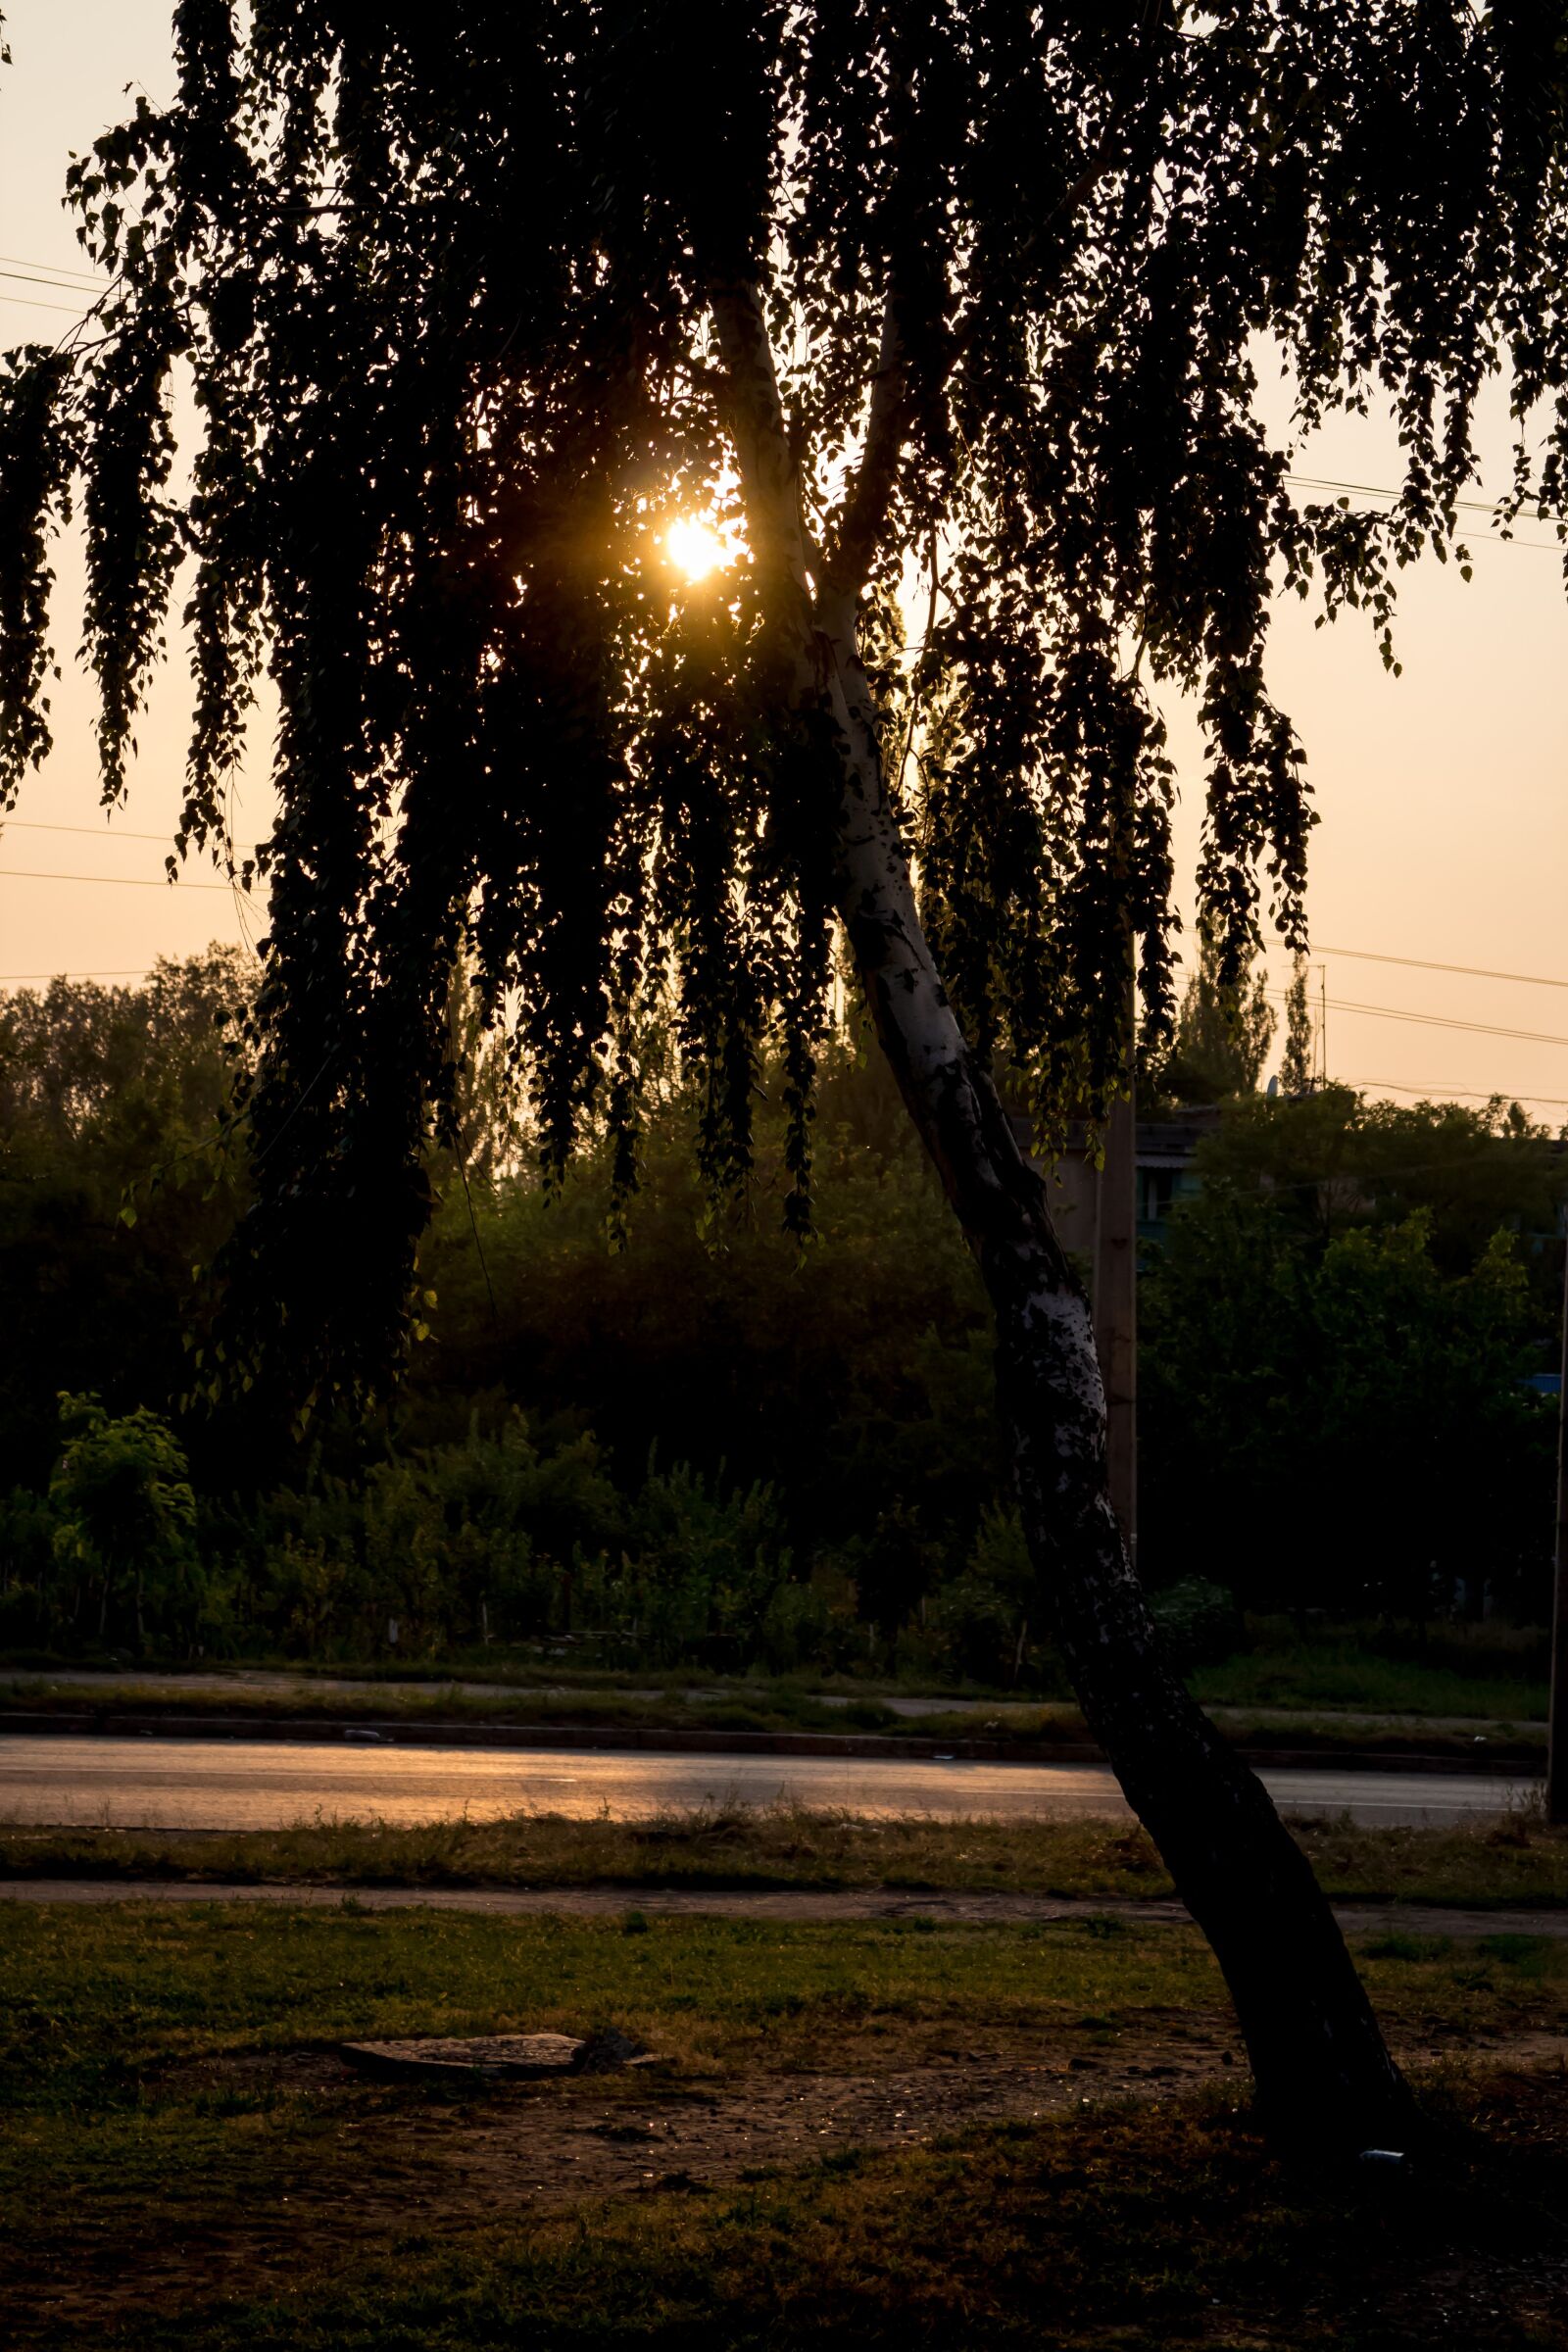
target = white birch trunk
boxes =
[710,277,1416,2153]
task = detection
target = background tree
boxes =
[1153,917,1276,1105]
[4,0,1567,2149]
[48,1393,201,1646]
[1280,956,1316,1098]
[0,949,251,1491]
[1142,1196,1554,1619]
[1195,1086,1568,1300]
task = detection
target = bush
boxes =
[913,1507,1041,1686]
[192,1418,833,1673]
[1150,1578,1243,1671]
[48,1394,207,1649]
[0,1487,55,1644]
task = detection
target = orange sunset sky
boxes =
[3,1,1565,1117]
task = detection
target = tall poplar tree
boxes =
[1157,915,1276,1103]
[4,0,1566,2150]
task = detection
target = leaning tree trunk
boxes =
[712,279,1418,2155]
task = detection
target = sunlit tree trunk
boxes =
[712,278,1416,2155]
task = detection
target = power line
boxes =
[1347,1076,1568,1108]
[1262,986,1568,1049]
[1286,471,1567,529]
[0,865,249,895]
[0,252,103,289]
[0,267,97,297]
[1303,943,1568,993]
[1335,999,1568,1048]
[0,291,91,318]
[0,968,163,984]
[3,819,258,851]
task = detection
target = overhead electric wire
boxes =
[0,267,98,295]
[1298,943,1568,993]
[1263,986,1568,1049]
[3,818,258,851]
[1348,1076,1568,1107]
[0,291,93,317]
[0,865,248,894]
[0,252,103,288]
[0,251,106,324]
[1255,938,1568,993]
[0,967,164,983]
[1285,471,1566,527]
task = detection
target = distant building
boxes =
[1012,1107,1220,1257]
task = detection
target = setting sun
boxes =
[666,515,730,581]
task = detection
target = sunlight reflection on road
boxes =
[0,1737,1536,1833]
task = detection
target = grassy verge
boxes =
[1,1673,1546,1754]
[6,1620,1550,1720]
[1192,1646,1548,1724]
[0,1676,935,1737]
[4,1901,1567,2347]
[5,1798,1568,1909]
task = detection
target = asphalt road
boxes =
[0,1735,1540,1831]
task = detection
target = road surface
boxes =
[0,1735,1539,1832]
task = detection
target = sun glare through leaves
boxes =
[666,515,732,581]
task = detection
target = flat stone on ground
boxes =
[342,2033,586,2080]
[340,2027,653,2081]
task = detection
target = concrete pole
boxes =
[1547,1226,1568,1822]
[1094,1059,1138,1559]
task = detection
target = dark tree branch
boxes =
[827,285,911,596]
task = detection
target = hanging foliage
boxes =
[2,0,1564,1408]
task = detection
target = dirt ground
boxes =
[14,2015,1568,2339]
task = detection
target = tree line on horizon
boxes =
[0,949,1556,1669]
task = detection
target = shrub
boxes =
[1150,1578,1243,1671]
[48,1394,205,1648]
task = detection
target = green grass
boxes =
[0,1902,1226,2111]
[6,1795,1568,1909]
[0,1675,928,1738]
[7,1898,1567,2103]
[5,1902,1568,2347]
[5,1622,1552,1734]
[3,1673,1547,1768]
[1192,1646,1548,1724]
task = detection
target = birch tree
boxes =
[3,0,1566,2150]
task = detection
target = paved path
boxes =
[0,1733,1539,1831]
[1,1877,1562,1942]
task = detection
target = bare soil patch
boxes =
[6,2018,1239,2335]
[16,2023,1568,2339]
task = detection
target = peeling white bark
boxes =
[709,275,1416,2153]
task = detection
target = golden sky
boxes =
[2,1,1564,1118]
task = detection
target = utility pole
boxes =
[1316,961,1328,1086]
[1547,1222,1568,1822]
[1094,960,1138,1557]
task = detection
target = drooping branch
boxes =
[827,288,912,596]
[708,284,817,625]
[3,0,1564,1405]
